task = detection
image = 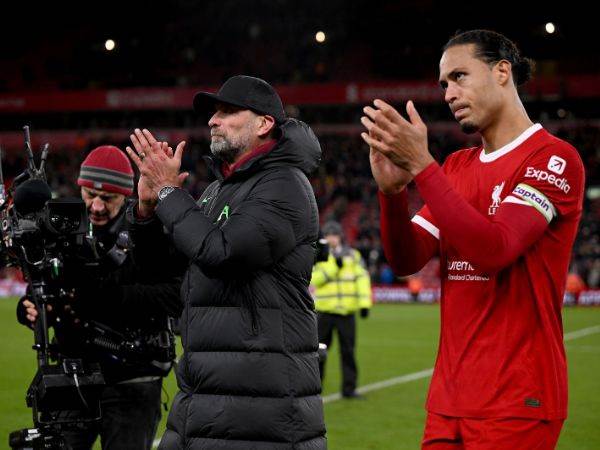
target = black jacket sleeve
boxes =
[125,205,188,281]
[156,170,305,275]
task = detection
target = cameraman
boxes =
[17,146,183,450]
[311,221,372,399]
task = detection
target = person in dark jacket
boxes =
[18,145,183,450]
[126,75,326,450]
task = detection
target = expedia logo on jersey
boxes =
[547,155,566,175]
[446,259,490,282]
[524,167,570,193]
[511,183,556,222]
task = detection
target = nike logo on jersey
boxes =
[524,167,571,193]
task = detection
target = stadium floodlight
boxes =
[545,22,556,34]
[315,31,326,43]
[105,39,116,51]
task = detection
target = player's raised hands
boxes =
[361,99,434,177]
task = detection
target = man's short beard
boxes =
[210,137,242,164]
[210,125,254,164]
[460,120,479,135]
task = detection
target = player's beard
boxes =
[460,120,479,134]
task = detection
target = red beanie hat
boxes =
[77,145,134,196]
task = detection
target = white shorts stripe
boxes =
[411,215,440,239]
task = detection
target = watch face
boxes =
[159,186,175,201]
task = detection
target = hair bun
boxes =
[515,56,534,85]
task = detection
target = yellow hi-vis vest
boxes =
[311,248,372,315]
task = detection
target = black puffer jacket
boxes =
[132,119,326,449]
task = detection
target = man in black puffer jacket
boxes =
[126,75,326,450]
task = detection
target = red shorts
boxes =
[422,412,564,450]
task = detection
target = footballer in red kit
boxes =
[360,30,585,449]
[408,124,583,419]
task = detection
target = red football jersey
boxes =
[414,124,584,419]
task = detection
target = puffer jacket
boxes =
[130,119,327,450]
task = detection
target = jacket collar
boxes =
[221,139,277,179]
[205,118,322,182]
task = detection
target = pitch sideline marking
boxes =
[563,324,600,342]
[152,324,600,448]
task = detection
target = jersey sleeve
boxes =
[503,141,585,222]
[412,205,439,240]
[414,161,548,275]
[378,189,439,276]
[411,153,459,239]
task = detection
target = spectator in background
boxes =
[311,220,372,399]
[566,272,586,302]
[379,264,396,285]
[407,275,424,302]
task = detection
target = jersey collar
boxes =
[479,123,543,163]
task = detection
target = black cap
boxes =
[193,75,286,123]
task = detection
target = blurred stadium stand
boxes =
[0,0,598,302]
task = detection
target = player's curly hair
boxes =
[443,30,535,86]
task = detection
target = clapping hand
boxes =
[126,129,189,217]
[360,99,434,194]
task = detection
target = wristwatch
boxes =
[158,185,177,202]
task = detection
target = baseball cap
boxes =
[193,75,286,123]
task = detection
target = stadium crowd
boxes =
[2,124,598,291]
